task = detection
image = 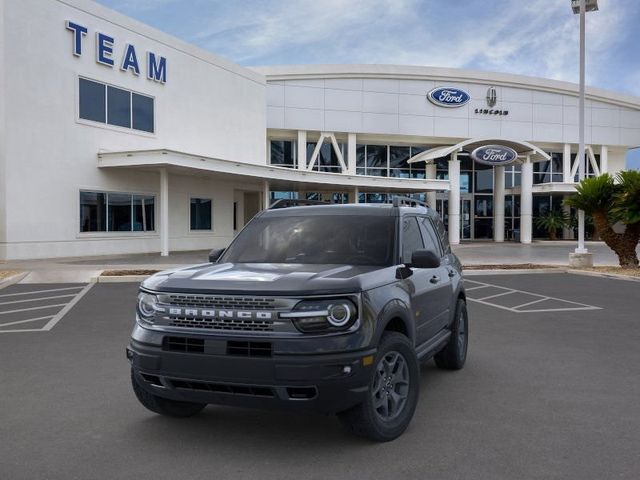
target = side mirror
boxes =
[409,249,441,269]
[208,248,225,263]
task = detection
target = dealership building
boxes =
[1,0,640,260]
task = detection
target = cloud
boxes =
[95,0,640,95]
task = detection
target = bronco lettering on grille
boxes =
[166,307,273,320]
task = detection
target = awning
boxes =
[408,138,551,164]
[97,149,450,192]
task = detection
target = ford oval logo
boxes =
[471,145,518,166]
[427,87,470,108]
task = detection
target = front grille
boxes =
[227,341,272,357]
[163,336,205,353]
[169,379,275,398]
[168,316,274,332]
[165,294,277,310]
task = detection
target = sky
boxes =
[94,0,640,169]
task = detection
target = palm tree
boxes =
[535,209,569,240]
[565,172,640,267]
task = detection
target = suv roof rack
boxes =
[269,198,330,209]
[390,195,430,209]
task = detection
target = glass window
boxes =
[356,145,366,168]
[133,195,155,231]
[107,86,131,128]
[366,145,387,169]
[108,193,133,232]
[190,198,212,230]
[270,141,296,168]
[418,217,443,257]
[460,172,472,193]
[474,164,493,193]
[220,215,396,266]
[132,93,154,133]
[402,217,424,264]
[79,78,106,123]
[80,191,106,232]
[474,196,493,217]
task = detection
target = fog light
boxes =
[362,355,374,366]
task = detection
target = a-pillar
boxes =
[160,168,169,256]
[520,157,533,244]
[493,165,505,242]
[426,162,437,208]
[448,153,461,245]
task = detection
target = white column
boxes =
[493,165,505,242]
[347,133,357,175]
[262,180,270,210]
[563,143,573,183]
[353,186,359,203]
[600,145,608,174]
[448,154,461,245]
[520,157,533,244]
[160,168,169,257]
[426,162,437,208]
[562,198,573,240]
[297,130,307,170]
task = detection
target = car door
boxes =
[418,216,454,333]
[400,216,446,346]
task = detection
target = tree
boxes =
[535,209,569,240]
[565,172,640,267]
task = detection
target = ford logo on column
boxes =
[471,145,518,166]
[427,87,470,108]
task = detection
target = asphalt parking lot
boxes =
[1,273,639,480]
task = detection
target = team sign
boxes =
[66,21,167,84]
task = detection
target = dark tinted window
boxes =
[107,86,131,128]
[79,79,106,123]
[108,193,132,231]
[221,215,396,266]
[419,217,443,257]
[270,141,296,167]
[132,93,154,133]
[401,217,424,264]
[80,191,106,232]
[190,198,212,230]
[133,195,155,231]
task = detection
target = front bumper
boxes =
[128,336,376,415]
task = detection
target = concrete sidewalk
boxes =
[1,241,636,283]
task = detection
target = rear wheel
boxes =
[131,369,206,417]
[338,332,419,442]
[434,298,468,370]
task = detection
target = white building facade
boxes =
[1,0,639,260]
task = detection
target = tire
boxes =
[131,369,206,417]
[338,332,419,442]
[434,298,468,370]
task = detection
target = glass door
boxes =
[461,196,472,240]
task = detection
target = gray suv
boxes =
[127,197,468,441]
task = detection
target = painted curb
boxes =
[566,269,640,282]
[463,268,565,276]
[0,272,29,289]
[94,275,149,283]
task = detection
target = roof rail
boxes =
[269,198,330,209]
[391,195,429,209]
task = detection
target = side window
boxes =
[402,217,424,264]
[432,214,451,253]
[419,217,443,257]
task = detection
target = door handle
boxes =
[448,269,456,278]
[430,275,440,284]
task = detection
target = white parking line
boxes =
[0,286,84,298]
[42,283,95,331]
[0,315,54,328]
[464,279,601,313]
[0,293,78,306]
[0,303,68,315]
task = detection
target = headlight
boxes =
[137,291,158,323]
[282,299,357,333]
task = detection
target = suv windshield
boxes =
[220,215,396,266]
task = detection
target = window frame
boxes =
[76,76,156,136]
[78,189,157,236]
[400,215,425,265]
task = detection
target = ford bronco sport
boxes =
[127,197,468,441]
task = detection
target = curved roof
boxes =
[407,138,551,164]
[252,64,640,110]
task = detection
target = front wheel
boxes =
[131,369,206,417]
[338,332,419,442]
[434,298,468,370]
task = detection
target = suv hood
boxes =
[142,262,395,295]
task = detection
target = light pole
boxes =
[570,0,598,262]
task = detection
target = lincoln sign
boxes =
[471,145,518,166]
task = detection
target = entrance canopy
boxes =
[407,138,551,164]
